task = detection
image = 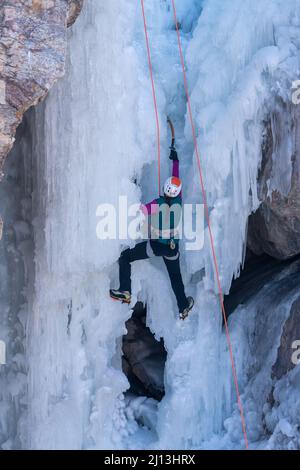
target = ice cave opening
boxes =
[122,301,167,402]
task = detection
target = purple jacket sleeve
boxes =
[172,160,179,178]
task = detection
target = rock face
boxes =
[67,0,84,27]
[224,252,295,317]
[0,0,84,174]
[248,102,300,259]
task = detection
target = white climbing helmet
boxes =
[164,176,182,198]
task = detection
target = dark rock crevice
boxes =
[122,302,167,402]
[248,102,300,260]
[224,250,300,317]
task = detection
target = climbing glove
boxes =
[169,147,178,161]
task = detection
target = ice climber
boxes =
[110,142,194,320]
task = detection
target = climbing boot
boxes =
[110,289,131,304]
[180,296,194,320]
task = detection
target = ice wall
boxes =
[185,0,300,293]
[1,0,298,450]
[136,0,300,450]
[23,0,214,450]
[24,0,163,449]
[0,116,32,449]
[176,0,300,449]
[219,259,300,449]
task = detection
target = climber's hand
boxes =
[169,147,178,161]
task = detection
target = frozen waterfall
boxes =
[0,0,300,450]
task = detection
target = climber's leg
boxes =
[118,241,149,293]
[163,250,189,313]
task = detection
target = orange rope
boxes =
[171,0,249,449]
[141,0,161,195]
[140,0,249,449]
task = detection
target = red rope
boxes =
[141,0,161,196]
[171,0,249,449]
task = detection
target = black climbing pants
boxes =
[119,240,189,312]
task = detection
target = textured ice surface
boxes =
[0,0,300,450]
[185,0,300,294]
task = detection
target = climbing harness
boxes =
[140,0,249,449]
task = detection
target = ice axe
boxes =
[167,116,175,149]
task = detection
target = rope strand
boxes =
[171,0,249,449]
[141,0,161,195]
